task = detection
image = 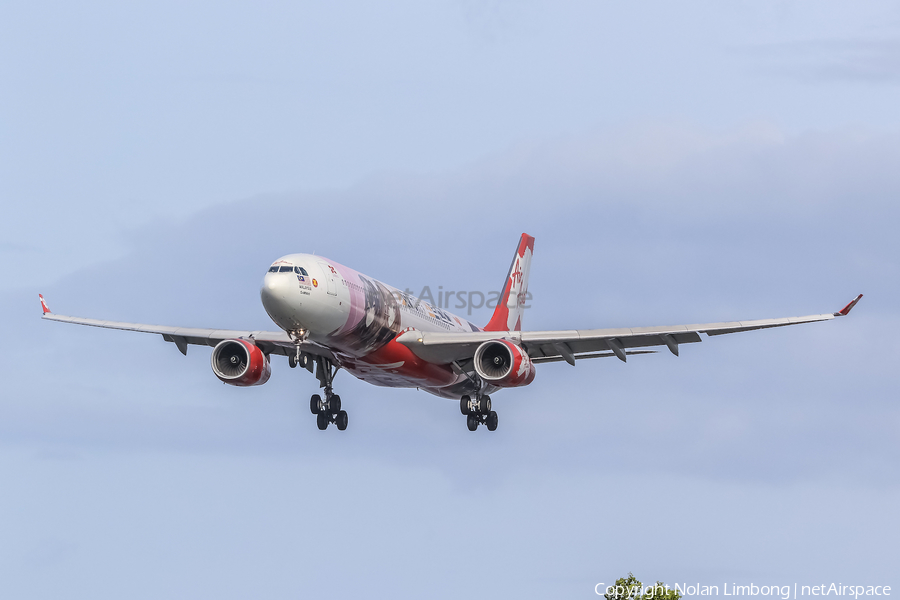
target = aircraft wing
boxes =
[38,295,334,360]
[395,294,864,366]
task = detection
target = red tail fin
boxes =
[484,234,535,332]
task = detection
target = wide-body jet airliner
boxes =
[40,234,862,432]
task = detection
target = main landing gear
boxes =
[308,355,348,431]
[460,394,498,432]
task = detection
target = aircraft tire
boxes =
[316,412,329,430]
[466,414,478,431]
[289,354,297,368]
[480,395,491,414]
[486,411,498,431]
[460,395,470,415]
[310,394,321,415]
[336,410,349,431]
[330,394,341,414]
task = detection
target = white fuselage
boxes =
[260,253,485,397]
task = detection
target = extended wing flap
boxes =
[38,298,339,359]
[700,314,835,336]
[559,329,702,355]
[532,350,657,364]
[43,312,256,344]
[40,296,344,362]
[396,298,859,366]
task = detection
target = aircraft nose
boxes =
[261,271,288,299]
[260,272,296,326]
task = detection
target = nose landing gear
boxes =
[460,394,498,432]
[289,353,311,369]
[288,330,313,370]
[309,355,348,431]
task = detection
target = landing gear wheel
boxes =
[310,394,321,415]
[460,395,471,415]
[329,394,341,414]
[336,410,348,431]
[466,414,478,431]
[316,412,329,430]
[289,354,298,368]
[480,395,491,414]
[486,411,498,431]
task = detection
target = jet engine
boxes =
[211,339,272,386]
[473,339,536,387]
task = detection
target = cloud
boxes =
[3,123,898,597]
[6,123,898,482]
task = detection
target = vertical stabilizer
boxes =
[484,234,535,332]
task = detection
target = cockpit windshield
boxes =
[269,264,309,275]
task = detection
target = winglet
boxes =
[834,294,863,317]
[39,294,51,315]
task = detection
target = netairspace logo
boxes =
[395,286,533,316]
[594,584,892,599]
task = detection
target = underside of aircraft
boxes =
[40,234,862,432]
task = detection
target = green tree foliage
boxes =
[604,573,683,600]
[605,573,643,600]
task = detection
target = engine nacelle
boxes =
[211,339,272,386]
[473,339,536,388]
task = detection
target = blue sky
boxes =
[2,2,899,598]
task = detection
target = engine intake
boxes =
[211,339,271,387]
[473,339,536,388]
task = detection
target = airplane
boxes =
[40,233,863,432]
